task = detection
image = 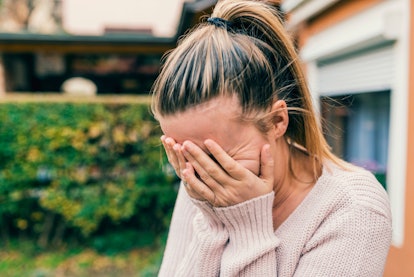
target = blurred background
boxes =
[0,0,413,276]
[0,0,195,95]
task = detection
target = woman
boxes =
[151,0,392,276]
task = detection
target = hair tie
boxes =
[207,17,233,30]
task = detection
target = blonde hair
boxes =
[152,0,342,168]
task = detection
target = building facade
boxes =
[0,0,217,95]
[282,0,413,275]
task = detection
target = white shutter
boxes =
[317,46,394,96]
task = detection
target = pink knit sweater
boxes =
[158,162,392,276]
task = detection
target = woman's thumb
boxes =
[260,144,274,185]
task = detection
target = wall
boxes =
[290,0,413,275]
[383,0,414,274]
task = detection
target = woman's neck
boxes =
[271,139,322,230]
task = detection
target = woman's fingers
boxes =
[161,136,217,202]
[181,140,225,189]
[173,143,187,175]
[259,144,274,185]
[161,136,179,176]
[181,140,245,206]
[161,136,186,178]
[164,137,274,206]
[182,162,215,202]
[204,139,245,180]
[183,139,274,206]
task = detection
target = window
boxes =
[321,91,390,188]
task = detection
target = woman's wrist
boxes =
[214,191,276,245]
[189,195,224,229]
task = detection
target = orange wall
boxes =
[384,0,414,274]
[297,0,382,48]
[293,0,414,275]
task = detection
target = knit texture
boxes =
[158,162,392,276]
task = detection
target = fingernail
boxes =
[165,137,173,145]
[204,139,213,148]
[182,141,191,151]
[182,163,191,176]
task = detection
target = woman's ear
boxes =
[270,100,289,138]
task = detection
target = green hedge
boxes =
[0,102,177,248]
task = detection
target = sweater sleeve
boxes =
[158,183,229,277]
[214,191,281,277]
[158,184,198,276]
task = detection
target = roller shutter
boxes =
[317,46,394,95]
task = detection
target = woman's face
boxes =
[158,95,271,176]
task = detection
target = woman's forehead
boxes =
[159,96,249,150]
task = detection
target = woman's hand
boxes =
[161,135,184,178]
[161,135,206,201]
[180,139,274,207]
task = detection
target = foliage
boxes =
[0,102,178,247]
[0,238,163,277]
